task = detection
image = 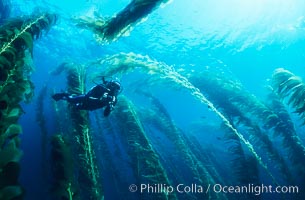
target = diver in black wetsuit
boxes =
[52,77,121,117]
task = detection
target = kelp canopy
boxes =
[75,0,172,42]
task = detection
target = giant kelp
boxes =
[0,13,57,199]
[50,134,79,200]
[0,0,11,24]
[238,116,293,183]
[75,0,172,42]
[65,65,103,200]
[270,68,305,183]
[93,52,277,185]
[50,61,106,199]
[137,91,225,200]
[111,96,176,200]
[92,112,129,199]
[188,68,304,184]
[36,85,48,179]
[216,109,262,200]
[224,130,261,200]
[184,135,229,187]
[272,68,305,124]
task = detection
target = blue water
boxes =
[3,0,305,199]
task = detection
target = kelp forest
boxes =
[0,0,305,200]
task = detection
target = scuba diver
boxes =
[52,77,121,117]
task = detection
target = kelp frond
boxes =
[272,68,305,124]
[0,13,56,198]
[66,64,86,95]
[50,134,78,200]
[138,91,222,199]
[95,52,277,185]
[75,0,172,43]
[238,115,294,183]
[112,96,176,200]
[267,91,305,180]
[189,68,303,184]
[65,65,102,199]
[0,13,57,55]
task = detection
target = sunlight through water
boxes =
[156,0,305,51]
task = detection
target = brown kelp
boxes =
[0,13,56,199]
[264,92,302,182]
[93,52,277,185]
[50,134,79,200]
[51,88,68,135]
[111,96,176,200]
[225,129,261,199]
[92,112,127,199]
[237,115,293,183]
[137,90,225,200]
[35,85,48,179]
[185,135,229,187]
[270,69,305,182]
[75,0,172,42]
[188,68,303,183]
[65,64,103,200]
[271,68,305,124]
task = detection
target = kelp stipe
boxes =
[92,112,126,199]
[137,90,225,200]
[111,96,176,200]
[50,134,79,200]
[97,52,277,185]
[75,0,172,43]
[35,85,48,179]
[0,13,56,199]
[66,65,103,200]
[238,116,294,184]
[51,88,68,135]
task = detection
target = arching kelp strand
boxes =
[93,52,278,186]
